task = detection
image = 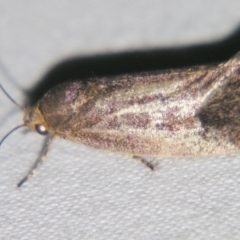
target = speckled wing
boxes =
[39,53,240,157]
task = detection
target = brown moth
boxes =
[1,52,240,187]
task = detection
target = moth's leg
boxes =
[132,155,156,170]
[17,135,54,188]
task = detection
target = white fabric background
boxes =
[0,1,240,239]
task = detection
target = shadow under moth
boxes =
[1,52,240,187]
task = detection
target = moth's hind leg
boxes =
[132,155,156,170]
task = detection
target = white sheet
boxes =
[0,1,240,239]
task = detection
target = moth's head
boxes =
[23,105,49,136]
[0,84,52,146]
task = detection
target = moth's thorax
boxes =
[35,82,92,135]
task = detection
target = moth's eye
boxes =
[35,124,48,135]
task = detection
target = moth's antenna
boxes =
[0,124,25,146]
[0,84,24,110]
[0,58,25,92]
[0,84,26,145]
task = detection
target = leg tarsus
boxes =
[132,155,156,171]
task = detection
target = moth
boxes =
[1,52,240,187]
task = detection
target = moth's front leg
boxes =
[132,155,156,170]
[17,135,54,187]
